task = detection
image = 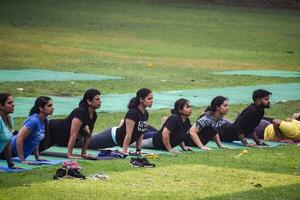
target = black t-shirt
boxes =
[115,108,148,146]
[49,107,97,146]
[152,114,191,150]
[233,103,265,137]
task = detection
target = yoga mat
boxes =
[12,157,63,165]
[41,146,99,157]
[0,155,66,173]
[41,140,287,158]
[0,166,29,172]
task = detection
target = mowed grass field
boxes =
[0,0,300,199]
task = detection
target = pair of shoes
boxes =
[53,168,86,180]
[129,158,156,168]
[67,168,86,180]
[53,168,67,179]
[140,158,156,168]
[130,158,144,167]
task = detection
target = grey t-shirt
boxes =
[196,111,226,132]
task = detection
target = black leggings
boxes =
[218,123,239,142]
[88,128,117,150]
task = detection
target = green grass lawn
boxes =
[0,145,299,200]
[0,0,300,199]
[0,0,300,96]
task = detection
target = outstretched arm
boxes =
[135,134,143,153]
[189,124,211,150]
[4,143,15,168]
[122,119,135,154]
[162,127,175,152]
[16,126,30,162]
[67,118,82,158]
[179,142,192,151]
[238,134,256,147]
[214,134,224,148]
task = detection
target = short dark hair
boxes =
[252,89,272,102]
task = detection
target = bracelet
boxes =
[136,148,141,152]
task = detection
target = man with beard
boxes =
[219,89,272,147]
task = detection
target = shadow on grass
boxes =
[156,145,300,177]
[200,183,300,200]
[1,145,299,190]
[0,157,143,189]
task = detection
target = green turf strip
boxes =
[12,83,300,117]
[0,69,122,82]
[214,70,300,78]
[41,140,287,157]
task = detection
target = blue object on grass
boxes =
[0,166,29,172]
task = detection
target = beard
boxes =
[261,103,270,109]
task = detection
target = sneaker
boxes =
[53,168,67,179]
[67,168,86,180]
[140,158,156,168]
[129,158,144,168]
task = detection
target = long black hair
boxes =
[0,93,13,129]
[29,96,52,116]
[128,88,152,109]
[171,98,190,115]
[79,89,101,108]
[205,96,228,113]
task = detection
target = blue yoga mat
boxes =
[0,156,65,173]
[12,157,63,165]
[0,166,29,172]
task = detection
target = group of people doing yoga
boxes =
[1,88,299,168]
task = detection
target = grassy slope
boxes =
[0,0,300,199]
[0,0,300,96]
[0,145,299,200]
